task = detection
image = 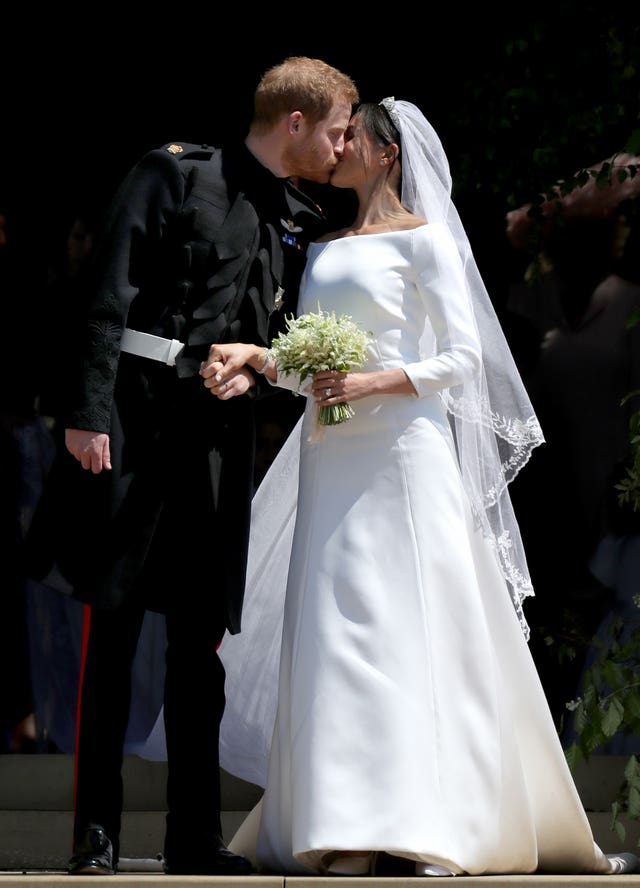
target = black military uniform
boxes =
[27,140,326,874]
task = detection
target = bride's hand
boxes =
[312,367,416,403]
[201,342,259,377]
[200,342,272,398]
[312,370,369,404]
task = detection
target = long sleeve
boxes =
[66,149,185,432]
[403,224,481,398]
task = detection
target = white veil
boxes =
[384,97,544,638]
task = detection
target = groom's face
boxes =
[282,99,352,184]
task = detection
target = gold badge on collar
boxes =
[281,218,302,233]
[166,144,184,154]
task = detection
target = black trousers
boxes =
[72,599,227,861]
[70,390,248,861]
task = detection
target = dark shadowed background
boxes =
[4,7,637,295]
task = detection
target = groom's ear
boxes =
[288,111,303,135]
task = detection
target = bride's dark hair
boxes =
[356,102,401,155]
[353,103,403,193]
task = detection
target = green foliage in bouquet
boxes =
[269,307,373,426]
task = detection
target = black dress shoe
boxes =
[68,824,116,875]
[164,835,253,876]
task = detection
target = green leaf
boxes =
[573,700,589,735]
[611,799,621,821]
[564,743,582,771]
[582,721,606,755]
[602,697,625,738]
[583,682,598,709]
[626,693,640,720]
[629,786,640,818]
[613,819,626,841]
[602,659,627,689]
[625,755,640,785]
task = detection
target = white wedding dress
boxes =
[217,223,616,875]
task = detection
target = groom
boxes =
[26,57,358,876]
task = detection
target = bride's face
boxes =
[329,114,381,189]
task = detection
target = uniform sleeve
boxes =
[403,224,482,398]
[66,149,185,432]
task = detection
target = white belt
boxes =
[120,329,184,366]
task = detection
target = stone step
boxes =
[0,753,262,870]
[1,754,639,874]
[0,876,636,887]
[0,754,262,811]
[0,810,245,870]
[2,753,634,810]
[2,809,639,872]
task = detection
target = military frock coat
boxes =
[28,141,326,632]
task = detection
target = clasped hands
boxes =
[200,342,371,404]
[199,343,262,399]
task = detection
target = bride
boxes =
[201,98,638,877]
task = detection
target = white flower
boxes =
[269,306,373,426]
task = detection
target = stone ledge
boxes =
[0,755,261,811]
[0,810,638,872]
[1,754,631,812]
[0,811,247,870]
[1,753,639,875]
[0,874,639,886]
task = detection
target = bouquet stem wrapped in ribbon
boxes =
[269,307,373,426]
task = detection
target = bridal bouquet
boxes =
[269,307,373,426]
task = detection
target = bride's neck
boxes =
[352,188,409,231]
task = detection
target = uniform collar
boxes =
[223,142,326,234]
